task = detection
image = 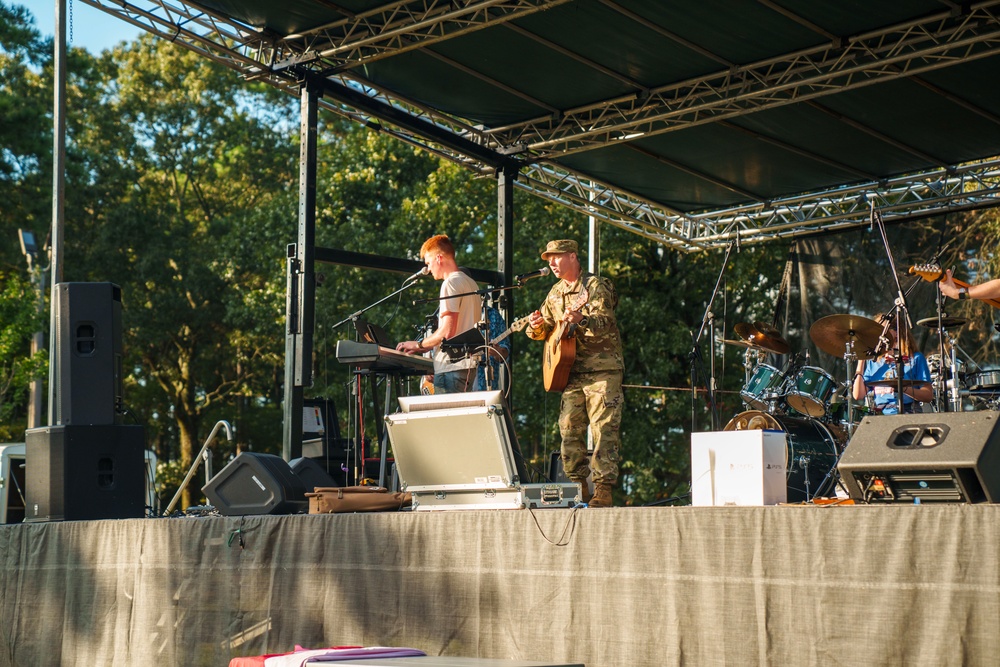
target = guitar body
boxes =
[541,286,590,392]
[909,264,1000,309]
[543,322,577,392]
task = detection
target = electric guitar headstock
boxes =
[909,263,945,283]
[490,314,532,346]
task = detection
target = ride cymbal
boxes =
[809,314,883,360]
[916,316,967,329]
[733,321,790,355]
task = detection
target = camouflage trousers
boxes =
[559,370,624,485]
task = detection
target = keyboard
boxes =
[335,340,434,375]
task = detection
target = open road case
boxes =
[385,391,579,511]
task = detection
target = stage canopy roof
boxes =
[82,0,1000,251]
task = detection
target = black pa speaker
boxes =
[53,282,124,425]
[289,456,338,492]
[202,452,307,516]
[25,424,146,522]
[838,411,1000,503]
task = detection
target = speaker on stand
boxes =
[52,282,124,425]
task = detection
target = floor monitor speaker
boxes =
[838,411,1000,503]
[202,452,307,515]
[25,424,146,522]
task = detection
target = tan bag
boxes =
[305,486,412,514]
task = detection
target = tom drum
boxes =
[740,364,785,410]
[784,366,838,418]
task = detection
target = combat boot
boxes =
[571,478,592,504]
[590,482,614,508]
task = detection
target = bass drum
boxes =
[723,410,840,502]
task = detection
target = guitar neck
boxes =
[490,316,530,346]
[910,265,1000,310]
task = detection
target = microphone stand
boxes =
[332,274,426,332]
[872,204,918,414]
[691,239,736,432]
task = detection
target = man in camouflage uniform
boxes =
[526,239,624,508]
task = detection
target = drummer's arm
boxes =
[851,361,869,401]
[904,384,934,403]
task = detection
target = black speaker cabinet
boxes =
[25,424,146,522]
[838,411,1000,503]
[54,282,123,425]
[202,452,307,516]
[289,456,338,492]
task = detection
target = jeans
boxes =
[433,366,477,394]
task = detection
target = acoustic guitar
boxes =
[543,287,590,392]
[909,264,1000,309]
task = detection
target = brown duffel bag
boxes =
[306,486,412,514]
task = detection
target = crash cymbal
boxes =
[809,314,883,360]
[916,316,967,329]
[865,378,929,388]
[733,321,790,355]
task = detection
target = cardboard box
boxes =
[691,430,787,506]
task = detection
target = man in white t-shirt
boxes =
[396,235,480,393]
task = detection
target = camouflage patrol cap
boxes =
[540,239,579,259]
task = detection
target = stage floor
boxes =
[1,504,997,667]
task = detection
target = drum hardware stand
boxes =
[841,341,859,438]
[798,455,813,502]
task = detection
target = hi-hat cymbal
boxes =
[865,378,929,388]
[719,338,759,349]
[733,321,791,355]
[916,316,967,329]
[810,314,883,360]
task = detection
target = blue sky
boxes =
[24,0,145,53]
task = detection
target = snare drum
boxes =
[784,366,837,418]
[740,364,785,410]
[723,410,840,501]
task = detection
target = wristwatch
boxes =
[958,287,969,300]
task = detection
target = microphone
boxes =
[404,266,429,282]
[515,267,550,283]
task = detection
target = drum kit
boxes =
[720,313,1000,500]
[720,316,884,501]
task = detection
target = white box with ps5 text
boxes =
[691,429,787,506]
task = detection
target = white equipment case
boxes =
[385,391,580,511]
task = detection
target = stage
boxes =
[0,504,996,666]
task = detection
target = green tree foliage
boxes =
[61,36,298,508]
[0,273,46,440]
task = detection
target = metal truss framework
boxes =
[81,0,1000,252]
